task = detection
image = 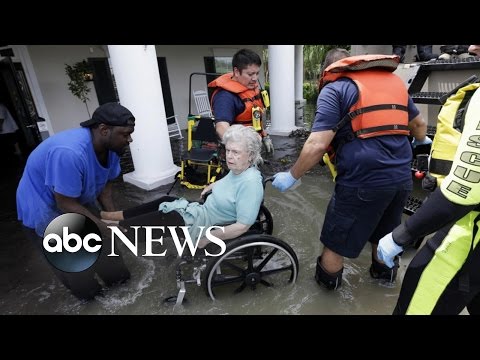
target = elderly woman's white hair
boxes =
[222,125,263,166]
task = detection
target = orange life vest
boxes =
[320,54,410,139]
[208,73,265,128]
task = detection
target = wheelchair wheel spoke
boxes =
[259,264,295,277]
[260,279,273,287]
[246,247,255,272]
[234,282,247,294]
[255,248,278,271]
[211,274,245,288]
[221,260,245,274]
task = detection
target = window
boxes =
[214,56,232,74]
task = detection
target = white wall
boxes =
[28,45,102,133]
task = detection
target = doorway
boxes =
[0,56,42,220]
[0,57,42,159]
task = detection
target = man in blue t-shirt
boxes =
[272,48,432,290]
[16,102,135,300]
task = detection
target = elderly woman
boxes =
[101,125,264,248]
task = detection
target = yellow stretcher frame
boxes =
[178,115,224,189]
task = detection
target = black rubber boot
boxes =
[369,256,399,282]
[392,45,406,63]
[417,45,438,61]
[315,256,343,290]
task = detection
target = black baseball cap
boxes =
[80,102,135,128]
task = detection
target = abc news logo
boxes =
[43,213,226,273]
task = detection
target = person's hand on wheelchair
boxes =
[200,183,215,201]
[272,171,300,192]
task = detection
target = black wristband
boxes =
[395,188,476,246]
[392,223,413,247]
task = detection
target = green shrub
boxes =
[303,82,318,103]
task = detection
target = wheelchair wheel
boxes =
[203,234,299,301]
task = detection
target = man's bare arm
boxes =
[408,113,428,141]
[215,121,230,140]
[98,182,116,211]
[290,130,335,179]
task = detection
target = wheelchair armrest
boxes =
[262,176,274,188]
[199,190,212,204]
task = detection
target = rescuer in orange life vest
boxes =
[272,48,431,290]
[208,48,274,155]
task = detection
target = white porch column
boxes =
[294,45,306,127]
[294,45,304,101]
[108,45,179,190]
[268,45,297,136]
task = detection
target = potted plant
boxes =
[65,60,93,117]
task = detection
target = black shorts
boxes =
[320,182,411,258]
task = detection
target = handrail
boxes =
[188,72,223,115]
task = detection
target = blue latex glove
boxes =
[272,171,299,192]
[377,232,404,268]
[412,136,432,149]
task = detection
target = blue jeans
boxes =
[320,181,412,258]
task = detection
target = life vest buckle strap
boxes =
[332,104,408,133]
[241,93,262,103]
[429,158,453,176]
[354,124,410,137]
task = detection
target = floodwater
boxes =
[0,173,416,315]
[0,102,422,315]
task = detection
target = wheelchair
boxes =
[167,178,299,305]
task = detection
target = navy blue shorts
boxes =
[320,182,412,258]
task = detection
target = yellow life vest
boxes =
[440,84,480,206]
[429,83,480,187]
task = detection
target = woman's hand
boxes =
[200,183,215,198]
